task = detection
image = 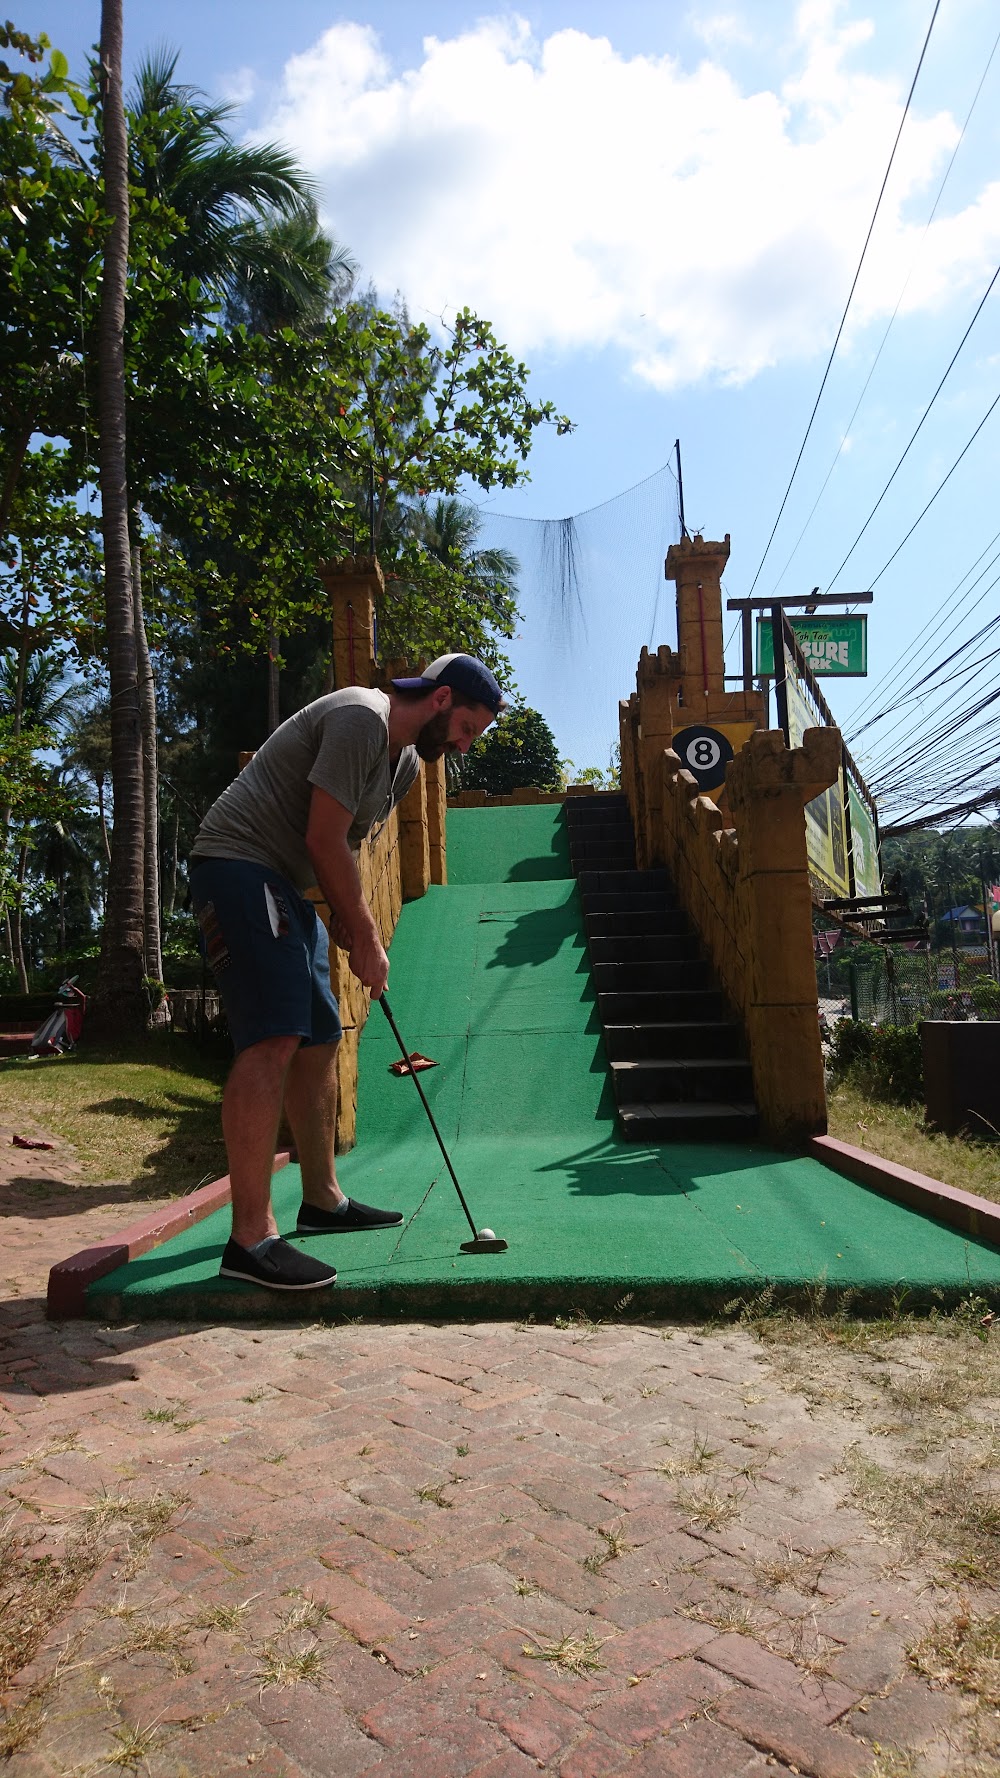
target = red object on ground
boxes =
[47,1150,293,1319]
[12,1134,55,1151]
[389,1052,439,1076]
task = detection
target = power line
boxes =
[745,0,941,599]
[846,528,1000,732]
[769,21,1000,599]
[823,259,1000,589]
[866,385,1000,587]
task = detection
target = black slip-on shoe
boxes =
[219,1237,337,1290]
[296,1196,404,1235]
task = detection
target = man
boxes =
[189,653,503,1291]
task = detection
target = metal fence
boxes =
[817,945,1000,1026]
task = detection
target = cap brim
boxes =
[390,677,436,692]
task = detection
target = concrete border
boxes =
[46,1151,292,1320]
[810,1134,1000,1248]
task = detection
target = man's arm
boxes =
[305,786,389,996]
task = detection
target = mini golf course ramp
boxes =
[80,803,1000,1322]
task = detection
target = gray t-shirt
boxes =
[191,687,420,890]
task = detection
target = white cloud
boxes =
[220,65,258,108]
[259,6,1000,388]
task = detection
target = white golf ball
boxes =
[478,1228,496,1241]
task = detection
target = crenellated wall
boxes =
[621,684,841,1143]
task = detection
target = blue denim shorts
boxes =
[189,858,342,1055]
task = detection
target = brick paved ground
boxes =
[0,1127,985,1777]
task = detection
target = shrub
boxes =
[828,1019,923,1104]
[972,979,1000,1021]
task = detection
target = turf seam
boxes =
[646,1147,764,1279]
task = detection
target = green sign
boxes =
[756,614,867,677]
[848,781,881,899]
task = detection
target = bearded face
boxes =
[414,707,455,761]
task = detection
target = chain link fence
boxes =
[816,943,1000,1026]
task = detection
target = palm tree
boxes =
[92,0,146,1036]
[411,496,520,628]
[127,51,355,330]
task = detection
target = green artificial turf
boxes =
[445,803,571,882]
[86,807,1000,1320]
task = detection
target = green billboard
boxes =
[757,614,867,677]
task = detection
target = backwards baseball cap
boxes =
[390,653,504,717]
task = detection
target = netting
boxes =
[473,462,681,776]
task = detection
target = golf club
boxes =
[377,993,508,1254]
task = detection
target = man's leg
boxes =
[287,1038,404,1235]
[283,1040,344,1213]
[223,1032,301,1246]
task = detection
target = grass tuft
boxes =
[910,1607,1000,1706]
[416,1481,454,1509]
[253,1640,327,1693]
[521,1630,604,1676]
[675,1485,743,1531]
[582,1524,631,1573]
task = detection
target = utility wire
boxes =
[769,21,1000,598]
[745,0,941,598]
[846,527,1000,730]
[866,385,1000,587]
[824,259,1000,588]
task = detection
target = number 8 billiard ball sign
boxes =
[671,724,735,793]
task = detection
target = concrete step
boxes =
[585,909,691,938]
[611,1057,754,1102]
[598,988,725,1023]
[619,1101,760,1141]
[571,845,637,871]
[581,891,677,918]
[603,1020,747,1061]
[587,935,699,964]
[577,868,672,896]
[593,960,711,993]
[564,794,628,822]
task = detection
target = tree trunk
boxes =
[1,586,31,971]
[164,805,179,916]
[91,0,146,1038]
[267,626,280,734]
[132,526,162,983]
[95,775,111,864]
[12,842,29,994]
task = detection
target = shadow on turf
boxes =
[535,1131,787,1198]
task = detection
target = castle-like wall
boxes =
[621,678,840,1144]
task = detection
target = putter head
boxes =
[460,1236,508,1254]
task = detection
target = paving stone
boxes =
[599,1617,719,1674]
[715,1687,871,1778]
[624,1714,767,1776]
[248,1679,383,1776]
[698,1631,859,1723]
[846,1674,962,1750]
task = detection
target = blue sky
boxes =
[27,2,1000,813]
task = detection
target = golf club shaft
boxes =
[377,993,479,1239]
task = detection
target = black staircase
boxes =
[565,794,758,1141]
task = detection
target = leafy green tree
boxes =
[0,714,79,989]
[0,24,99,531]
[455,706,563,796]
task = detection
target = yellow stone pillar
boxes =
[726,728,842,1144]
[426,755,448,885]
[318,555,383,689]
[397,765,431,901]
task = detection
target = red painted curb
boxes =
[46,1150,293,1320]
[810,1134,1000,1248]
